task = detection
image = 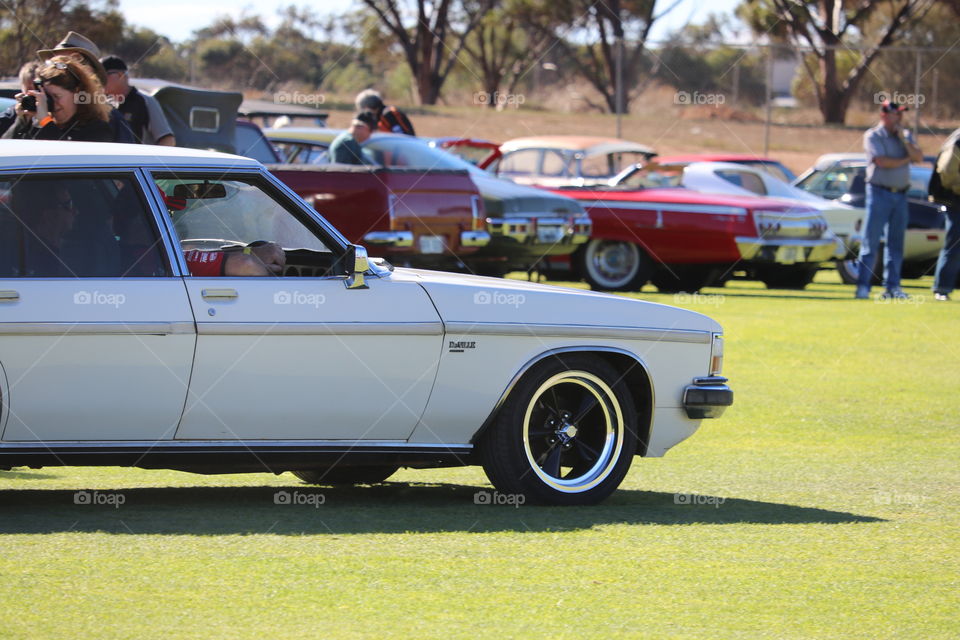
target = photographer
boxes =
[0,61,41,139]
[26,56,113,143]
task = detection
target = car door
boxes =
[0,170,195,441]
[148,170,443,442]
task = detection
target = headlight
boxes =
[710,334,724,376]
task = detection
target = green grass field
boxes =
[1,270,957,639]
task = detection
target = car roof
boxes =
[0,140,260,169]
[812,153,866,169]
[500,136,655,156]
[659,153,780,164]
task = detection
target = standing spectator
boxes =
[928,128,960,301]
[100,55,175,146]
[854,100,923,299]
[0,61,41,139]
[36,31,135,144]
[27,56,113,142]
[355,89,415,136]
[328,112,377,165]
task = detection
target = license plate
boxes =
[779,246,801,264]
[419,235,445,254]
[537,226,564,244]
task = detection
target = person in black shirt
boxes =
[101,55,175,146]
[355,89,416,136]
[27,56,113,143]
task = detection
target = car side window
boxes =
[580,153,613,178]
[716,170,767,195]
[151,174,341,278]
[0,174,170,278]
[541,150,568,177]
[499,150,539,176]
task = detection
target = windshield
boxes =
[363,137,479,174]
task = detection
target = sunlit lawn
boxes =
[1,269,957,639]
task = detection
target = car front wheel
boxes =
[479,354,638,506]
[578,239,651,291]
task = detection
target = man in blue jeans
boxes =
[855,100,924,299]
[930,128,960,301]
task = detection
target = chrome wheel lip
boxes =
[522,371,625,493]
[585,239,639,287]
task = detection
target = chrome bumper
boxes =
[460,230,492,247]
[735,237,840,264]
[363,231,414,248]
[486,216,592,245]
[682,376,734,419]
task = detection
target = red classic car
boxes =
[269,164,488,268]
[546,164,839,291]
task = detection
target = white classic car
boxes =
[0,141,732,505]
[673,161,861,259]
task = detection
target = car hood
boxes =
[471,171,585,216]
[387,267,722,334]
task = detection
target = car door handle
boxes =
[0,290,19,302]
[201,288,238,301]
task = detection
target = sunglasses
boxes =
[40,60,82,86]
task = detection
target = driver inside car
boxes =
[183,241,285,277]
[157,187,286,277]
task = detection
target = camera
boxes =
[18,94,36,112]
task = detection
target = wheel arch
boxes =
[471,346,655,456]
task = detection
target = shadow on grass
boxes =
[0,482,884,534]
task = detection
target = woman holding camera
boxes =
[26,56,113,143]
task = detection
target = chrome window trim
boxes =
[195,321,443,336]
[444,321,711,344]
[0,321,196,336]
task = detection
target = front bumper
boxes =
[735,237,839,264]
[682,376,734,419]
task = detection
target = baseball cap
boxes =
[100,55,128,74]
[352,111,378,130]
[880,100,908,113]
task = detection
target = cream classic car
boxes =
[0,141,732,505]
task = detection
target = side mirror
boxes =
[344,244,370,290]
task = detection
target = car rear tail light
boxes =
[710,334,724,376]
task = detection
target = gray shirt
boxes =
[864,123,914,190]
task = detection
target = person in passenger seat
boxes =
[11,181,80,277]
